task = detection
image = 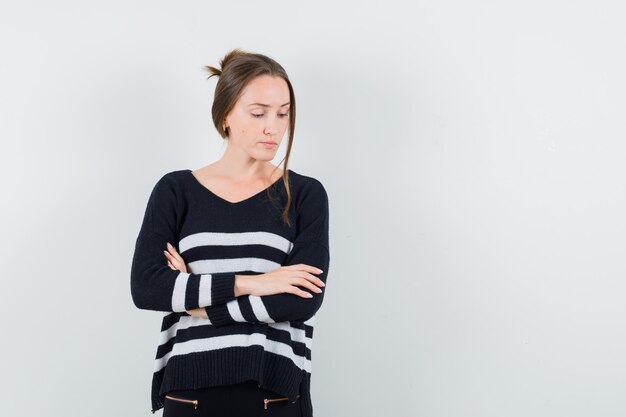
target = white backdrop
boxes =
[1,1,625,416]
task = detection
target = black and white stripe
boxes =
[153,314,314,373]
[131,169,329,417]
[154,229,309,371]
[166,271,236,312]
[179,231,293,255]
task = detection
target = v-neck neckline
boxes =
[186,169,288,206]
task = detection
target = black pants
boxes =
[163,379,302,417]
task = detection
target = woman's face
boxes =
[224,75,290,161]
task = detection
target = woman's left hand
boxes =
[164,242,208,319]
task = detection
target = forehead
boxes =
[240,75,290,106]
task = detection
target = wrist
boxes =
[234,274,249,297]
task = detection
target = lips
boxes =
[261,141,277,145]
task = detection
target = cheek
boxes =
[240,118,260,133]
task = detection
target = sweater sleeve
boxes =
[130,173,237,312]
[204,178,330,325]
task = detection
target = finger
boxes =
[293,276,324,294]
[167,260,175,270]
[164,244,181,262]
[278,266,324,289]
[289,285,314,298]
[187,308,207,319]
[166,242,186,263]
[278,272,323,294]
[164,251,184,270]
[290,270,325,290]
[285,263,324,275]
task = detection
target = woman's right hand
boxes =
[238,264,325,298]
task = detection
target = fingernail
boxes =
[167,242,172,248]
[317,268,323,273]
[307,293,313,298]
[320,282,325,287]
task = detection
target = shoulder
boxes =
[153,169,190,188]
[288,169,328,196]
[289,169,326,193]
[287,169,329,212]
[147,169,190,201]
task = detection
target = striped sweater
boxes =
[130,168,330,416]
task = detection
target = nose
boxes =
[264,124,278,135]
[263,117,280,136]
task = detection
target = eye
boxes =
[251,113,289,118]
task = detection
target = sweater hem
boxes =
[150,346,312,416]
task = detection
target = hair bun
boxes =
[203,64,222,80]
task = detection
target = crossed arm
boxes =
[130,174,330,325]
[160,242,325,319]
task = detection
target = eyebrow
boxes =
[248,102,290,107]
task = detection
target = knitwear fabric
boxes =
[130,168,330,416]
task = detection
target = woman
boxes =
[130,48,330,417]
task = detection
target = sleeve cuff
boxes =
[205,303,233,326]
[210,272,236,305]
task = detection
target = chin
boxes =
[254,154,275,161]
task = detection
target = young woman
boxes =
[130,48,330,417]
